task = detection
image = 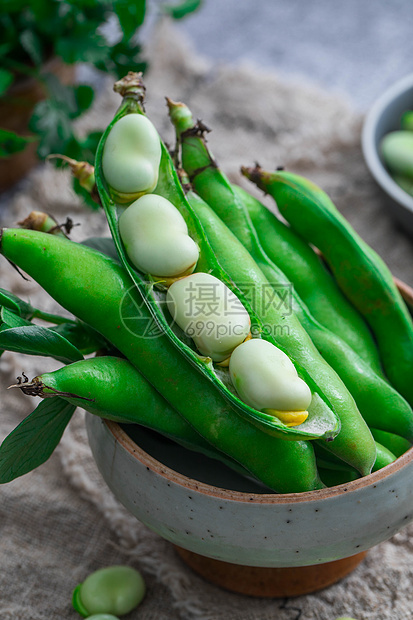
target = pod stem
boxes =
[241,163,287,195]
[8,376,46,397]
[47,154,96,194]
[17,210,76,239]
[176,168,192,193]
[30,308,76,325]
[241,163,272,192]
[8,375,93,401]
[114,71,146,111]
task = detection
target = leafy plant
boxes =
[0,0,202,176]
[0,244,117,481]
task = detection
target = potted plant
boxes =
[0,0,202,191]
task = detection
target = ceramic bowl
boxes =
[87,416,413,565]
[362,73,413,233]
[86,281,413,597]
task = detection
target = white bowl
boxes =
[362,73,413,233]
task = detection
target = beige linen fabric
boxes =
[1,20,413,620]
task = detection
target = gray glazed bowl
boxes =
[86,416,413,570]
[362,73,413,233]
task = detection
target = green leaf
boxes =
[0,398,75,483]
[161,0,202,19]
[0,289,72,326]
[0,0,27,15]
[0,43,13,60]
[80,130,103,159]
[81,236,119,262]
[0,128,37,158]
[74,84,94,117]
[72,177,100,210]
[55,29,109,65]
[0,69,13,95]
[70,130,103,172]
[0,306,32,328]
[114,0,146,40]
[19,28,43,66]
[50,320,108,355]
[0,325,83,363]
[0,288,34,317]
[29,97,74,158]
[29,76,98,157]
[102,40,147,79]
[29,0,54,23]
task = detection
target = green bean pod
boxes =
[370,428,411,458]
[242,166,413,408]
[315,439,396,479]
[0,228,323,492]
[18,356,221,455]
[183,189,413,445]
[318,467,359,488]
[372,442,397,471]
[19,355,265,478]
[232,184,383,376]
[169,103,376,475]
[94,74,340,442]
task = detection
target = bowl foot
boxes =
[174,546,367,597]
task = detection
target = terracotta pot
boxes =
[0,58,75,192]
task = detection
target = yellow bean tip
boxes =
[263,409,309,427]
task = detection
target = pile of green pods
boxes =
[2,72,413,495]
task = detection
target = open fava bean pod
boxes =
[169,100,379,475]
[94,72,341,443]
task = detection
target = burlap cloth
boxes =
[1,21,413,620]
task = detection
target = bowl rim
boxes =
[362,72,413,214]
[105,419,413,505]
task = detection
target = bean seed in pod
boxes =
[166,272,250,362]
[72,565,145,617]
[102,114,161,201]
[119,194,199,278]
[229,338,311,427]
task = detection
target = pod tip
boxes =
[241,163,262,181]
[165,96,185,111]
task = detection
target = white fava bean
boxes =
[102,114,162,199]
[119,194,199,277]
[166,272,250,362]
[229,338,311,425]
